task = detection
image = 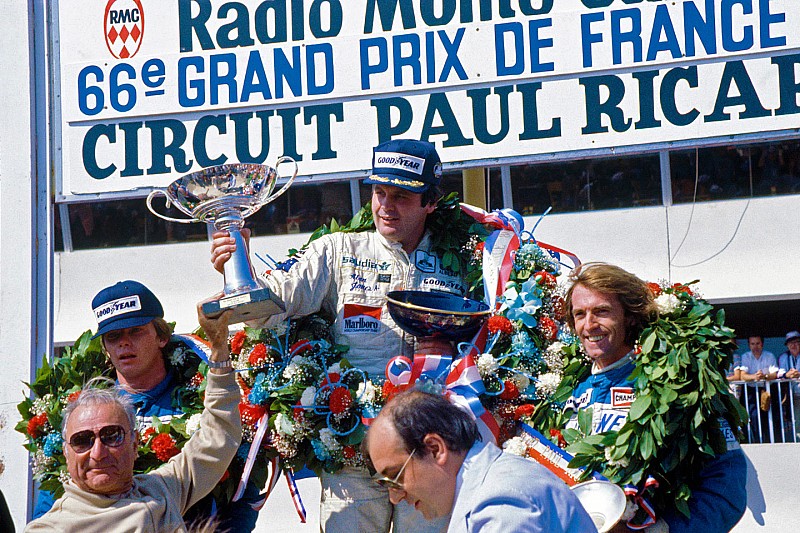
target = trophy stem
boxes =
[216,212,262,294]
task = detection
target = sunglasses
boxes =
[373,449,415,490]
[68,425,127,453]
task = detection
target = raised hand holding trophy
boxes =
[147,159,297,323]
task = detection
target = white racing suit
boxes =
[255,229,465,532]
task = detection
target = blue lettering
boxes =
[759,0,786,48]
[646,4,681,61]
[360,37,389,90]
[307,43,334,95]
[721,0,753,52]
[495,23,525,76]
[612,8,643,65]
[581,12,605,68]
[178,56,205,107]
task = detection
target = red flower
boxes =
[671,283,693,296]
[293,407,306,423]
[499,380,519,400]
[538,316,558,342]
[248,343,269,366]
[151,433,180,461]
[66,390,81,403]
[342,445,356,459]
[549,428,567,448]
[382,382,399,401]
[189,372,205,388]
[239,401,267,426]
[475,241,485,253]
[290,340,313,355]
[487,315,513,335]
[329,387,353,415]
[551,295,566,321]
[534,271,557,289]
[230,330,247,355]
[142,427,157,441]
[646,282,662,297]
[513,404,536,420]
[496,402,517,420]
[27,413,48,438]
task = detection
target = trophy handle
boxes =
[146,190,197,224]
[261,156,299,205]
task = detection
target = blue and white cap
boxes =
[91,280,164,338]
[364,139,442,194]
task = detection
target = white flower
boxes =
[271,322,288,338]
[318,428,341,451]
[477,353,499,377]
[655,293,680,315]
[544,342,566,372]
[32,395,53,415]
[169,346,188,366]
[511,373,530,391]
[185,413,203,436]
[536,372,562,397]
[328,362,342,376]
[357,381,376,404]
[502,437,528,457]
[301,387,317,408]
[275,412,295,436]
[283,360,300,380]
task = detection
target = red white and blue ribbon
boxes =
[285,468,308,522]
[384,351,500,444]
[624,477,659,530]
[248,456,282,511]
[233,411,271,502]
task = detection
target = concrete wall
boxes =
[0,1,38,529]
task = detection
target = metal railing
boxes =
[731,379,800,444]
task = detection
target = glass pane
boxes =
[510,154,662,215]
[670,141,800,203]
[247,181,353,236]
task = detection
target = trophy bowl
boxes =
[570,480,627,533]
[386,290,491,340]
[147,159,298,324]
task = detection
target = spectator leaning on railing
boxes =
[777,331,800,440]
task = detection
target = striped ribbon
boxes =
[624,477,659,530]
[285,468,308,523]
[249,456,282,511]
[233,411,271,502]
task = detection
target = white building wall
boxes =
[0,1,39,529]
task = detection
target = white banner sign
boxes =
[55,0,800,196]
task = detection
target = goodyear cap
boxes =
[364,139,442,194]
[92,280,164,338]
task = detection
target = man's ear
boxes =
[422,433,449,465]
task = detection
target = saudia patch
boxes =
[342,304,381,333]
[610,387,635,408]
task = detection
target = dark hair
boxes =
[747,335,764,344]
[565,262,658,346]
[381,390,480,457]
[420,185,443,207]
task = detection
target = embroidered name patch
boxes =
[343,304,381,333]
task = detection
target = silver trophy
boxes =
[147,159,297,323]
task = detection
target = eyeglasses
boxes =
[68,425,127,453]
[373,449,415,490]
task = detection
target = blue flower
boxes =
[503,277,542,328]
[43,433,63,457]
[311,439,331,462]
[248,373,270,405]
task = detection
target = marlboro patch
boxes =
[611,387,635,408]
[343,304,381,333]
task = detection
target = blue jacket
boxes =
[565,356,747,533]
[448,440,597,532]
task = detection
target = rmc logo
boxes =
[104,0,144,59]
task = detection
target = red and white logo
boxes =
[342,304,382,334]
[610,387,635,408]
[104,0,144,59]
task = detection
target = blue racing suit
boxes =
[564,354,747,533]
